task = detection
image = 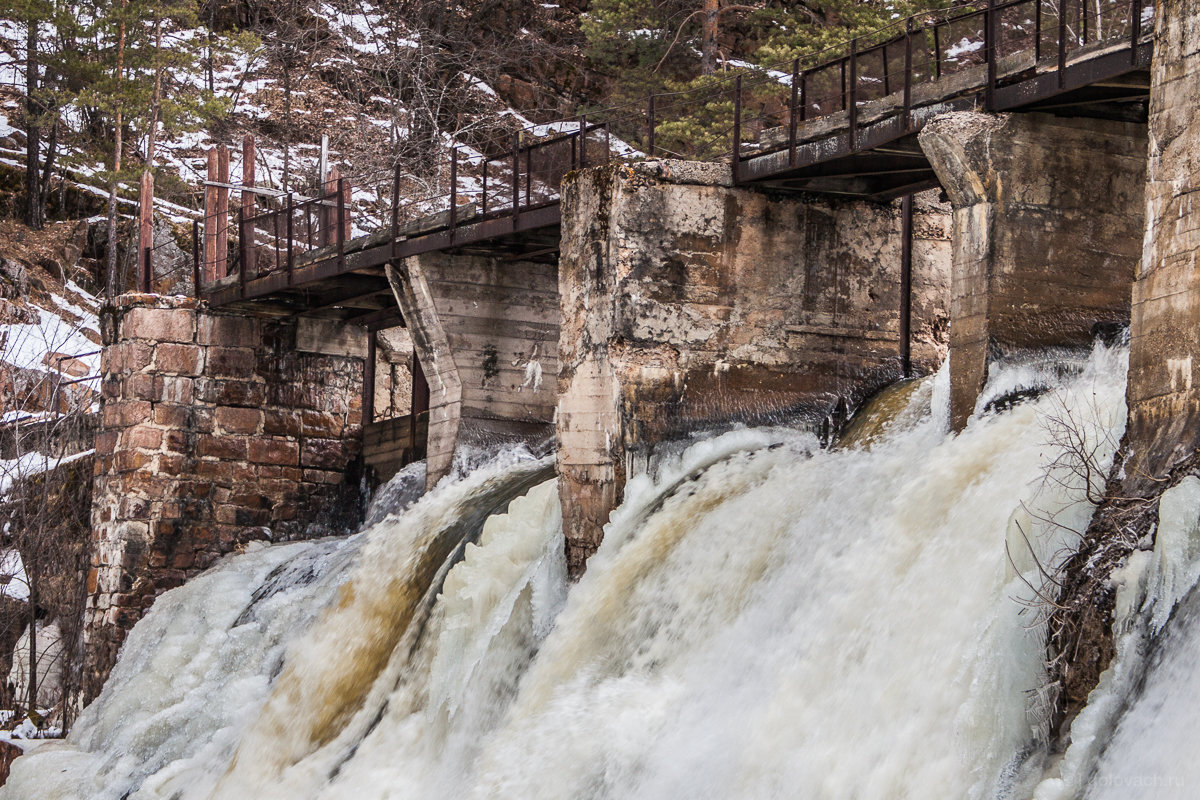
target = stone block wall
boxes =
[387,253,559,488]
[83,294,366,699]
[557,160,952,575]
[919,112,1147,430]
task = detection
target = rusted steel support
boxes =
[241,134,256,280]
[238,207,247,298]
[138,170,153,293]
[900,193,914,377]
[215,146,230,279]
[202,148,218,284]
[481,163,489,216]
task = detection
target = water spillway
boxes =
[3,342,1157,800]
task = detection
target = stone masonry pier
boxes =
[556,160,952,575]
[919,112,1147,430]
[84,295,366,700]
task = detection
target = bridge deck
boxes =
[196,0,1154,322]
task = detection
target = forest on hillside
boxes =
[1,0,958,236]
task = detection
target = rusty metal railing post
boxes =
[449,147,458,243]
[192,220,201,298]
[336,176,346,272]
[789,58,799,166]
[800,68,808,122]
[1131,0,1142,64]
[286,193,294,286]
[511,132,520,224]
[525,144,532,207]
[985,0,997,111]
[604,122,611,163]
[481,162,489,216]
[904,18,914,131]
[848,39,859,151]
[732,75,742,184]
[238,208,247,299]
[1035,0,1043,61]
[579,115,588,168]
[647,94,656,157]
[1058,0,1068,88]
[840,58,848,110]
[934,23,942,79]
[391,164,400,259]
[1082,0,1088,44]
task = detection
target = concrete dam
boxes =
[11,0,1200,796]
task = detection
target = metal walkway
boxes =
[192,0,1154,322]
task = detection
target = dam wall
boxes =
[555,161,952,574]
[84,295,366,700]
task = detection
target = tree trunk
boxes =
[701,0,719,75]
[106,9,127,300]
[24,14,43,230]
[25,561,37,715]
[282,62,291,192]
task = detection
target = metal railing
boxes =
[194,0,1154,302]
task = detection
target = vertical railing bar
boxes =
[449,147,458,244]
[511,132,520,225]
[192,220,201,298]
[482,162,489,217]
[648,94,656,157]
[336,176,345,272]
[1131,0,1142,63]
[1058,0,1068,87]
[986,0,997,110]
[841,57,848,110]
[882,41,891,96]
[849,39,858,151]
[904,18,914,131]
[934,23,942,79]
[1082,0,1089,43]
[286,194,294,286]
[789,58,800,166]
[732,74,742,183]
[238,208,247,300]
[799,68,808,123]
[525,144,532,207]
[579,115,588,168]
[390,164,400,259]
[1036,0,1043,61]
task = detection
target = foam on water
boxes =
[3,341,1136,800]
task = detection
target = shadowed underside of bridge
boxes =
[194,0,1153,325]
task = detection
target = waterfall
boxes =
[2,341,1134,800]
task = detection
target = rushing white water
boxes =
[3,342,1135,800]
